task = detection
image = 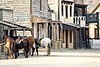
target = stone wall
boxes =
[0,0,30,27]
[32,0,51,19]
[0,0,51,27]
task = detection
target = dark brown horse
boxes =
[13,36,39,59]
[13,37,30,59]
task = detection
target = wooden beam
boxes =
[91,3,100,13]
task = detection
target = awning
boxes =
[0,21,18,28]
[63,23,80,30]
[75,4,88,8]
[0,21,31,30]
[63,0,74,3]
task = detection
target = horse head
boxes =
[39,38,51,56]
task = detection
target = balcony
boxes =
[74,16,86,27]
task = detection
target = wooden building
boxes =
[32,16,62,49]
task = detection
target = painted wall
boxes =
[48,0,74,23]
[89,6,100,38]
[89,24,97,38]
[48,0,75,49]
[48,0,58,20]
[60,3,74,23]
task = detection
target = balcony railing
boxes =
[74,16,86,27]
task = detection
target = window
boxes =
[65,6,68,18]
[40,0,42,11]
[70,6,72,17]
[61,5,63,16]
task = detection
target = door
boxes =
[66,30,68,48]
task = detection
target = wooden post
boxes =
[51,22,54,48]
[15,29,17,36]
[97,21,99,39]
[0,44,1,60]
[30,27,34,38]
[57,23,59,49]
[52,23,55,49]
[55,22,57,49]
[60,22,63,48]
[23,29,25,36]
[30,0,33,28]
[46,23,48,38]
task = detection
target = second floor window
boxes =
[40,0,42,11]
[61,5,63,16]
[65,6,68,18]
[70,6,72,17]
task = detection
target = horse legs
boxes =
[31,47,35,56]
[28,48,31,55]
[17,50,19,56]
[5,47,9,59]
[31,47,38,56]
[47,44,51,56]
[36,48,38,55]
[14,51,18,59]
[9,51,13,59]
[44,44,51,56]
[26,50,29,58]
[24,49,28,58]
[5,47,14,59]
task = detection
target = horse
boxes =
[4,35,36,59]
[26,36,39,56]
[26,37,51,56]
[40,38,51,56]
[13,36,38,58]
[13,37,30,59]
[5,36,14,59]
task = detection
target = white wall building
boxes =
[89,3,100,38]
[48,0,76,49]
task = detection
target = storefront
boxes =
[62,23,80,49]
[32,17,62,49]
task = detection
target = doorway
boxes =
[4,30,8,36]
[66,30,68,48]
[10,30,13,37]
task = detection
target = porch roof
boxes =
[75,4,88,8]
[63,0,74,3]
[62,23,80,30]
[0,21,31,30]
[0,21,17,28]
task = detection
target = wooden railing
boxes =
[74,16,86,27]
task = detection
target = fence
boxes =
[89,39,100,49]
